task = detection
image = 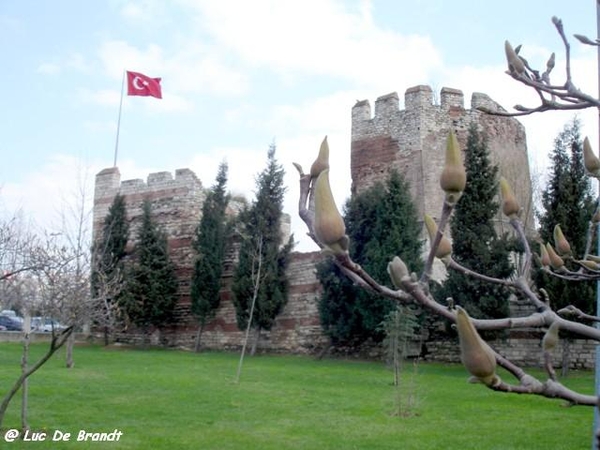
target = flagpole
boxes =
[113,70,126,167]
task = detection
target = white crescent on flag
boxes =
[132,76,145,90]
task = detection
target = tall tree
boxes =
[536,117,596,313]
[91,193,129,344]
[232,144,294,354]
[119,199,179,341]
[190,161,230,351]
[318,169,423,345]
[439,124,514,320]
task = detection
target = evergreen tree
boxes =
[439,124,514,320]
[92,193,129,288]
[232,144,294,352]
[91,193,129,344]
[190,161,230,350]
[318,170,423,345]
[119,199,179,339]
[536,117,596,313]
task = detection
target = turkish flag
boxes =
[126,71,162,99]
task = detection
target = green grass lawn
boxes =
[0,343,594,449]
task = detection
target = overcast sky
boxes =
[0,0,597,252]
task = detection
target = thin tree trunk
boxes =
[21,332,29,431]
[0,327,73,428]
[235,237,263,384]
[250,326,260,356]
[194,322,205,353]
[66,332,75,368]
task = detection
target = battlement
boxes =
[95,167,203,198]
[351,84,533,235]
[353,85,477,125]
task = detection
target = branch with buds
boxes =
[479,16,600,117]
[294,133,599,408]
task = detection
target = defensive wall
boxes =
[351,85,535,234]
[92,167,325,353]
[87,85,598,369]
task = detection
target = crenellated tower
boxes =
[351,85,534,234]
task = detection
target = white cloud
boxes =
[96,39,248,98]
[0,155,96,231]
[65,52,90,72]
[37,62,60,75]
[77,88,122,107]
[182,0,442,89]
[116,0,170,25]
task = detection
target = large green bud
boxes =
[424,214,452,262]
[545,243,565,270]
[439,131,466,205]
[455,306,499,387]
[499,177,520,219]
[553,224,572,257]
[583,137,600,178]
[542,322,560,352]
[314,169,347,254]
[504,40,526,75]
[310,136,330,178]
[387,256,410,289]
[539,242,551,268]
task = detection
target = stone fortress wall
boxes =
[92,167,326,353]
[351,85,535,234]
[89,86,595,368]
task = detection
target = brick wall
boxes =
[92,168,325,352]
[351,85,535,234]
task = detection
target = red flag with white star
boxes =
[126,71,162,99]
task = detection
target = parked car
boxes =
[0,315,22,331]
[1,310,22,321]
[32,317,66,332]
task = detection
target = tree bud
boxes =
[310,136,330,178]
[314,169,346,251]
[505,40,526,75]
[439,131,466,205]
[546,52,555,72]
[455,306,498,386]
[424,214,452,261]
[387,256,410,289]
[583,137,600,178]
[585,254,600,264]
[579,259,600,271]
[545,243,564,270]
[499,177,520,219]
[553,224,572,257]
[542,322,560,352]
[539,242,550,267]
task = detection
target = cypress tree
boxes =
[91,193,129,344]
[232,144,294,353]
[119,199,179,340]
[318,169,422,345]
[439,124,514,320]
[92,193,129,287]
[190,161,230,351]
[536,117,596,313]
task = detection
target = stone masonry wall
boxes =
[93,167,206,324]
[351,85,535,234]
[92,168,325,352]
[90,89,597,368]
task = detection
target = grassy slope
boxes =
[0,343,593,450]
